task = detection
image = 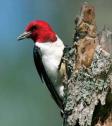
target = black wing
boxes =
[33,45,63,110]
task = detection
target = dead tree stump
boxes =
[63,2,112,126]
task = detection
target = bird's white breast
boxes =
[35,36,64,89]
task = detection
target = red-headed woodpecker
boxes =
[17,20,65,110]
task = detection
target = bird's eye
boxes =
[30,26,37,32]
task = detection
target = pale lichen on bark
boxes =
[64,45,112,126]
[63,2,112,126]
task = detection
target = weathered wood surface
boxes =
[63,2,112,126]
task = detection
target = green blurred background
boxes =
[0,0,112,125]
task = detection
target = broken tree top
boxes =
[63,2,112,126]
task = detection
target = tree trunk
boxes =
[62,2,112,126]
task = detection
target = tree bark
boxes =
[63,2,112,126]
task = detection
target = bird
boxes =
[17,20,66,110]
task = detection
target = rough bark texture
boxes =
[63,2,112,126]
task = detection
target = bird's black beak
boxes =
[17,31,31,40]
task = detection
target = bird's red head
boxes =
[17,20,57,43]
